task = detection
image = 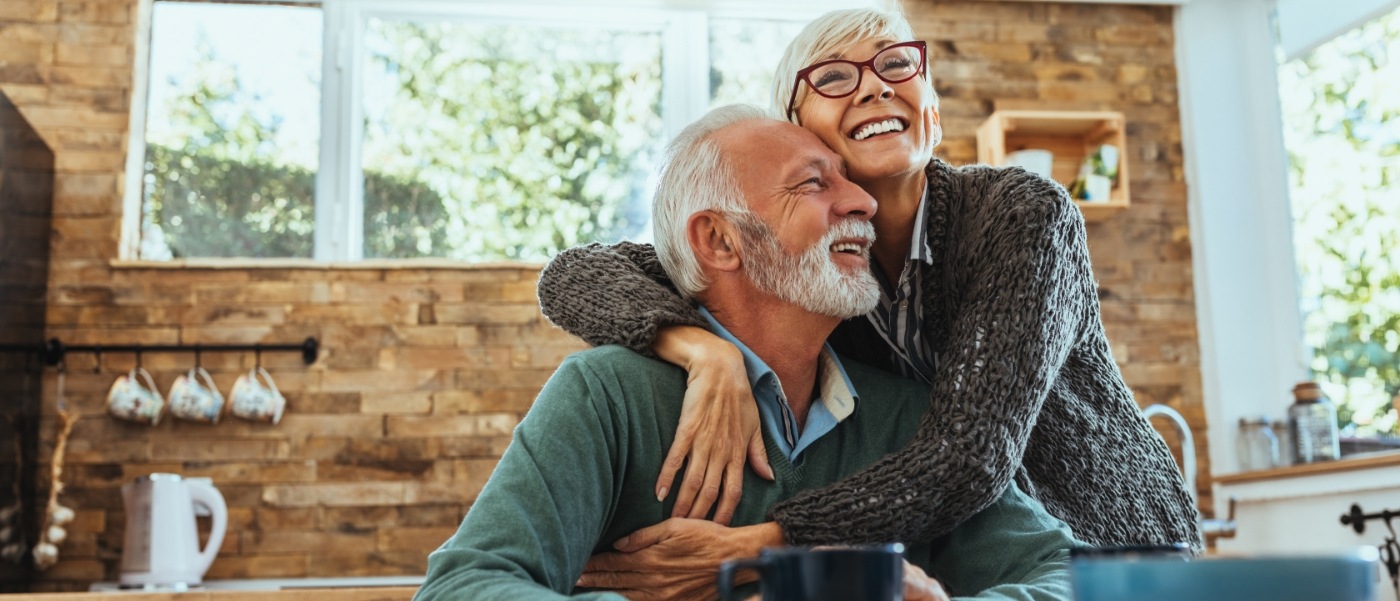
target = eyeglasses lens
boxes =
[807,45,922,97]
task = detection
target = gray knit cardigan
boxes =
[537,158,1203,551]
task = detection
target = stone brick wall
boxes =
[0,0,1205,591]
[36,266,580,588]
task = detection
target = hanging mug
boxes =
[230,367,285,424]
[107,367,165,425]
[168,366,225,424]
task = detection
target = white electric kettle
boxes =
[119,473,227,589]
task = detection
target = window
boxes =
[134,0,814,262]
[708,18,807,109]
[139,1,322,259]
[358,17,663,261]
[1277,5,1400,448]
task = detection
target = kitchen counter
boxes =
[1213,451,1400,601]
[1,587,418,600]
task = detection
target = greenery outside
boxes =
[141,2,321,259]
[1277,6,1400,436]
[358,19,662,261]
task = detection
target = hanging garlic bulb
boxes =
[45,525,67,545]
[32,541,58,569]
[32,372,79,573]
[0,525,13,543]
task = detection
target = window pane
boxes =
[709,19,806,110]
[141,1,321,259]
[361,18,663,261]
[1278,6,1400,445]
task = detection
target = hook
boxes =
[194,345,203,369]
[44,338,64,366]
[92,349,102,374]
[135,346,143,370]
[255,346,262,370]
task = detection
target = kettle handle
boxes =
[185,479,227,578]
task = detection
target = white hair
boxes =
[770,7,936,124]
[653,104,771,298]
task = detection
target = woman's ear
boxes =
[686,211,743,273]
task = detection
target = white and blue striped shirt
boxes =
[866,194,937,385]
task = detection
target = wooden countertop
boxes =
[1213,450,1400,485]
[0,587,418,601]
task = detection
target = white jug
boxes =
[119,473,227,588]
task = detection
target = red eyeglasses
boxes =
[786,41,928,120]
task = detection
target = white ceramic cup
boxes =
[168,366,225,424]
[1005,149,1054,179]
[107,367,165,425]
[229,367,285,424]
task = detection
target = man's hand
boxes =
[902,560,951,601]
[576,519,781,601]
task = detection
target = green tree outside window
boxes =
[1278,6,1400,438]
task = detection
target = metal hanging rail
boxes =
[0,337,320,366]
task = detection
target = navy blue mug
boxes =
[717,543,905,601]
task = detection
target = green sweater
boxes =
[416,346,1076,601]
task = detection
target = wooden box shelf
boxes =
[975,110,1129,222]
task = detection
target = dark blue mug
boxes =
[717,543,905,601]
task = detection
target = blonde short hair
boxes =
[771,7,935,124]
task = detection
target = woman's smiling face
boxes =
[792,36,941,186]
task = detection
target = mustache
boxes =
[814,219,876,254]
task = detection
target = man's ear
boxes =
[686,211,742,273]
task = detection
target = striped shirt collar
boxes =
[698,306,859,463]
[910,182,934,264]
[864,181,938,385]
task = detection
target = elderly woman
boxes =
[541,6,1201,591]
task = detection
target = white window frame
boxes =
[125,0,857,262]
[1177,0,1400,517]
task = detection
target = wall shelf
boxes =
[976,110,1130,222]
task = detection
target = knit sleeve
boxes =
[537,241,708,354]
[768,172,1093,545]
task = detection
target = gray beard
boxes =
[733,214,880,319]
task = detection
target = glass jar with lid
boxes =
[1288,381,1341,464]
[1236,416,1279,472]
[1271,419,1294,467]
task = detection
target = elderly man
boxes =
[414,105,1077,601]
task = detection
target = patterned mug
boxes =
[106,367,165,425]
[230,367,285,424]
[168,366,225,424]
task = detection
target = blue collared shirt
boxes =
[699,307,860,466]
[865,189,937,385]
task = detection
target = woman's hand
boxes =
[652,326,774,525]
[577,519,780,601]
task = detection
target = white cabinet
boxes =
[1214,455,1400,601]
